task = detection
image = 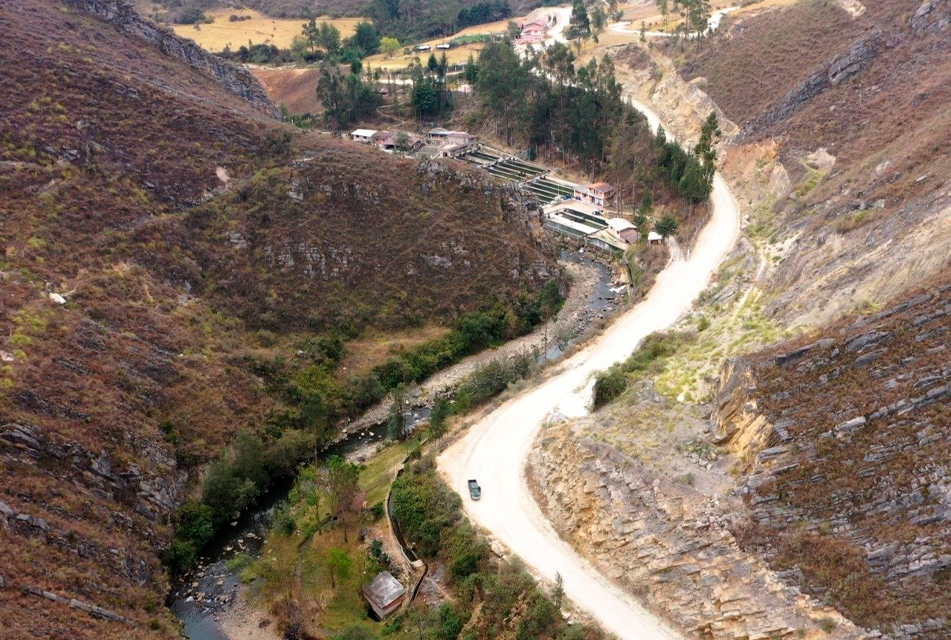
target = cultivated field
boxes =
[172,9,361,52]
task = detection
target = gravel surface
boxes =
[436,95,741,640]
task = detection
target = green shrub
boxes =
[456,352,534,408]
[593,369,628,409]
[429,398,451,438]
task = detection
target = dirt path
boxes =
[436,98,742,640]
[340,258,617,435]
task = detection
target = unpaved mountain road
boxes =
[437,96,741,639]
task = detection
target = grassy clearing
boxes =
[368,42,488,70]
[338,326,451,380]
[592,251,796,408]
[656,288,792,402]
[171,9,360,52]
[359,438,418,507]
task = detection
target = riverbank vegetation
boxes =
[165,284,563,572]
[245,437,608,639]
[386,459,607,640]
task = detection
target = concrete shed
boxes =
[362,571,406,619]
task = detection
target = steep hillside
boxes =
[674,0,951,325]
[251,67,322,114]
[717,276,951,638]
[0,1,556,637]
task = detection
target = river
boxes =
[168,251,621,639]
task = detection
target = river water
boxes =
[169,251,619,639]
[167,420,398,640]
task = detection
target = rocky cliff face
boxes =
[743,33,882,135]
[715,280,951,639]
[527,387,865,640]
[623,0,951,328]
[64,0,278,117]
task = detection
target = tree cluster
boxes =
[468,41,635,174]
[409,52,452,119]
[389,461,608,640]
[457,0,511,29]
[303,19,381,65]
[316,63,383,130]
[660,0,713,49]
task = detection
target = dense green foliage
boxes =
[409,56,453,118]
[566,0,590,40]
[457,0,511,28]
[219,42,310,64]
[592,369,628,409]
[468,41,718,206]
[372,281,561,389]
[164,429,312,572]
[590,332,696,412]
[316,64,384,130]
[455,351,534,409]
[654,214,680,238]
[390,460,606,640]
[165,284,562,572]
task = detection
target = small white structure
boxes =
[351,129,378,144]
[416,44,432,51]
[436,43,451,49]
[362,571,406,619]
[648,231,664,245]
[607,218,639,244]
[428,128,479,157]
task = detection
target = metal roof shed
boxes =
[362,571,406,619]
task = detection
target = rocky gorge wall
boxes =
[714,281,951,639]
[64,0,279,117]
[527,408,865,640]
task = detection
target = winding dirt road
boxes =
[437,98,741,639]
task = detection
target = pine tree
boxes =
[568,0,591,39]
[654,215,679,238]
[694,111,721,183]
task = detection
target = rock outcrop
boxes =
[64,0,278,117]
[527,400,866,640]
[716,282,951,639]
[747,33,882,134]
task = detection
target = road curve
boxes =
[437,99,741,639]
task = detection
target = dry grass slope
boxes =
[0,1,556,638]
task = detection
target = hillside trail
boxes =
[609,6,738,37]
[436,94,742,639]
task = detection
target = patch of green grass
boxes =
[359,437,417,507]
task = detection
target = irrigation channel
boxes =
[169,254,620,640]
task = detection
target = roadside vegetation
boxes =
[593,251,795,411]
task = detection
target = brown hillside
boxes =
[717,273,951,637]
[252,67,323,114]
[678,0,951,325]
[0,1,556,637]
